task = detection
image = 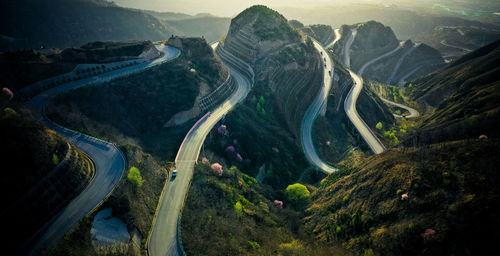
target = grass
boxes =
[181,163,345,256]
[305,139,500,256]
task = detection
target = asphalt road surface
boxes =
[300,38,338,174]
[23,44,180,255]
[147,42,252,256]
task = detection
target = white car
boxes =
[172,169,177,178]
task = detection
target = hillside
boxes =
[305,40,500,256]
[0,96,94,253]
[330,20,444,85]
[213,5,323,188]
[349,21,400,72]
[0,40,157,91]
[306,139,500,256]
[46,37,226,159]
[292,21,335,46]
[181,163,344,256]
[404,39,500,144]
[279,4,500,59]
[0,0,174,50]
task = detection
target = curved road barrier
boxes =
[22,44,181,255]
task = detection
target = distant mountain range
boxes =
[0,0,230,50]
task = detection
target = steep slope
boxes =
[349,21,400,72]
[306,139,500,256]
[0,99,93,253]
[331,21,444,85]
[0,0,174,50]
[181,163,344,256]
[209,6,323,187]
[305,42,500,256]
[404,39,500,144]
[293,21,335,47]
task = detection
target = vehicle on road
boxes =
[172,169,177,179]
[328,70,331,76]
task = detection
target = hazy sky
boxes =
[112,0,360,17]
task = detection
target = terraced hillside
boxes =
[223,5,321,138]
[0,98,93,253]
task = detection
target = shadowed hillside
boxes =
[0,96,93,253]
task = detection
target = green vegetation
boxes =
[306,139,500,255]
[233,5,301,42]
[127,166,144,187]
[405,40,500,145]
[181,163,344,256]
[286,183,310,208]
[52,153,60,165]
[375,122,383,130]
[52,145,168,255]
[47,37,224,159]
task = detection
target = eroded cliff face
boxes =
[223,5,322,137]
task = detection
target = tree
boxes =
[127,166,144,187]
[286,183,310,208]
[376,122,383,130]
[211,163,223,176]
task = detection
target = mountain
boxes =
[278,4,500,59]
[404,39,500,144]
[305,39,500,256]
[217,5,321,188]
[331,21,444,85]
[0,0,174,50]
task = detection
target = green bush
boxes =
[248,240,260,250]
[376,122,383,130]
[234,201,243,217]
[52,153,60,165]
[286,183,310,208]
[127,166,144,187]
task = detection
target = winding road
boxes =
[380,98,419,118]
[300,38,338,174]
[341,29,388,154]
[147,42,252,256]
[23,44,181,255]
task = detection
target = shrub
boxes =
[286,183,310,208]
[211,163,223,176]
[376,122,383,130]
[1,87,13,101]
[127,166,144,187]
[234,201,243,217]
[52,153,60,165]
[248,240,260,250]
